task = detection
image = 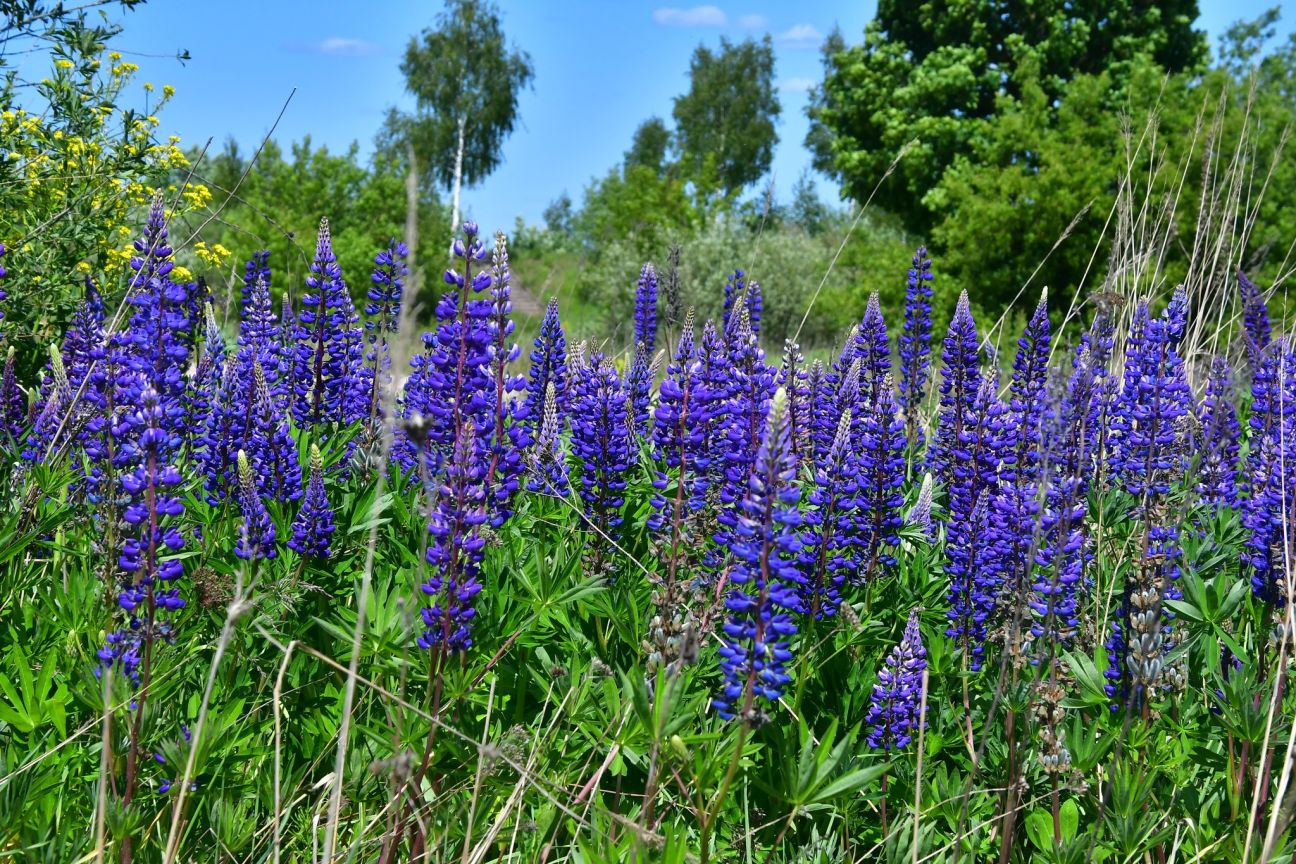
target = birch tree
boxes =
[388,0,534,239]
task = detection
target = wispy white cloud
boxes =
[298,37,382,57]
[652,5,727,27]
[779,76,817,93]
[736,13,768,29]
[776,23,823,49]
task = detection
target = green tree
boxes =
[625,116,671,176]
[195,137,444,309]
[383,0,534,234]
[806,0,1206,230]
[672,36,780,198]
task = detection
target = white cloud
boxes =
[652,6,728,27]
[736,13,768,29]
[313,37,382,57]
[776,23,824,49]
[779,76,817,93]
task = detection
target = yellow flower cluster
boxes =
[194,241,231,268]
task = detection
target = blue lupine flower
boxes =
[101,385,186,683]
[1009,290,1051,484]
[569,352,635,543]
[722,269,744,336]
[239,265,287,410]
[289,444,336,559]
[362,240,407,423]
[1238,270,1271,376]
[1197,355,1240,508]
[482,232,526,524]
[293,218,358,427]
[122,195,189,448]
[713,389,805,721]
[523,297,568,439]
[1,347,24,442]
[799,405,857,617]
[649,312,712,534]
[246,358,303,503]
[945,491,1011,671]
[779,340,814,468]
[235,450,276,561]
[634,262,658,358]
[866,608,927,750]
[403,222,494,461]
[626,340,654,440]
[1245,337,1295,606]
[856,292,892,405]
[929,291,982,485]
[186,304,226,453]
[420,418,488,653]
[857,374,907,580]
[23,344,74,463]
[1110,293,1193,499]
[63,278,106,394]
[528,382,570,496]
[899,247,934,450]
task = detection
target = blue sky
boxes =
[109,1,1292,230]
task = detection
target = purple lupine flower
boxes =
[122,194,189,447]
[649,312,712,534]
[857,374,907,581]
[722,269,744,337]
[1110,293,1193,499]
[22,344,74,463]
[1197,355,1241,508]
[293,218,356,427]
[522,297,567,439]
[1030,346,1099,660]
[697,319,733,494]
[1,347,24,441]
[420,418,488,653]
[569,352,635,550]
[363,240,407,424]
[246,357,303,502]
[234,450,277,561]
[1105,289,1193,709]
[799,406,856,617]
[186,304,226,454]
[779,340,813,468]
[744,279,763,343]
[63,278,106,394]
[289,444,336,559]
[856,293,892,406]
[713,388,805,721]
[101,385,186,683]
[866,608,927,750]
[714,307,777,507]
[528,382,570,496]
[948,371,1015,525]
[928,291,982,485]
[242,250,272,319]
[1245,337,1295,606]
[483,231,526,524]
[634,262,658,358]
[1238,271,1271,376]
[807,358,837,465]
[898,247,934,450]
[1009,290,1051,484]
[945,491,1012,671]
[626,341,654,440]
[239,268,287,410]
[403,222,494,459]
[907,473,934,540]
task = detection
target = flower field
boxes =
[0,177,1292,863]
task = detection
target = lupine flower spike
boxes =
[899,247,934,451]
[289,444,336,559]
[235,450,276,561]
[866,608,927,750]
[713,388,806,722]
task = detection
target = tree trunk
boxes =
[449,113,467,248]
